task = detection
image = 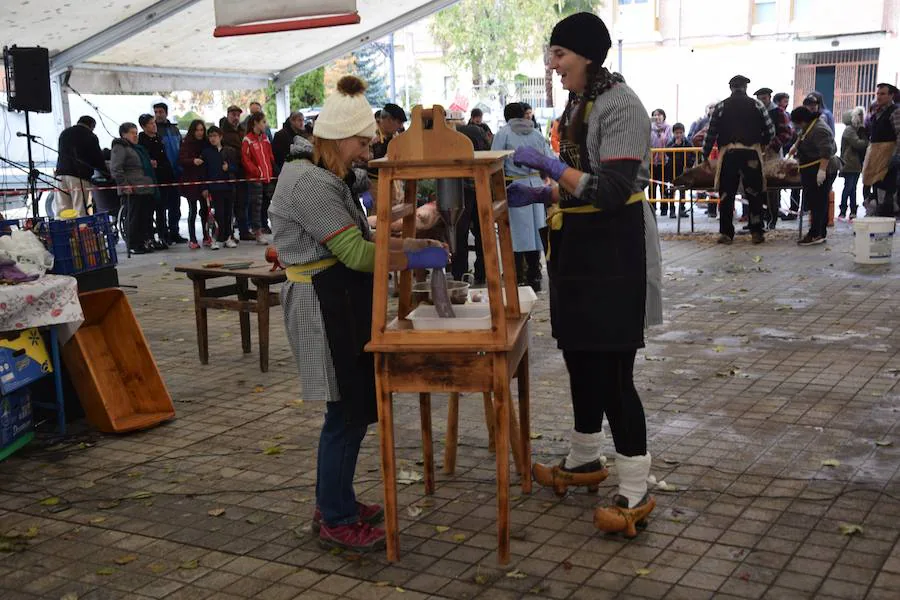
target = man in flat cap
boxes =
[863,82,900,216]
[703,75,776,244]
[755,87,794,228]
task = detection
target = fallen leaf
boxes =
[434,525,450,534]
[418,499,435,508]
[714,345,725,353]
[115,555,138,565]
[253,385,265,393]
[89,517,106,525]
[157,261,168,266]
[475,574,489,585]
[838,523,863,536]
[397,470,423,485]
[529,432,543,440]
[374,581,391,587]
[148,563,167,574]
[635,568,651,577]
[406,505,423,518]
[22,526,39,539]
[452,533,466,542]
[40,497,61,506]
[127,472,142,478]
[129,492,153,500]
[562,560,573,571]
[752,255,762,263]
[179,559,199,570]
[662,458,680,465]
[245,514,265,524]
[291,496,311,504]
[329,546,343,556]
[738,571,751,582]
[263,445,284,456]
[506,569,527,579]
[395,587,405,593]
[875,440,892,447]
[95,567,116,576]
[60,593,79,600]
[98,501,120,510]
[207,508,226,517]
[285,399,304,407]
[821,459,840,467]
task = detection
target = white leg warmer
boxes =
[615,452,652,508]
[564,430,607,469]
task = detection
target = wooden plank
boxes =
[374,354,400,561]
[370,168,394,345]
[199,298,259,312]
[384,105,474,163]
[203,284,240,299]
[492,354,511,565]
[175,263,285,281]
[397,181,417,320]
[474,167,507,345]
[382,353,493,392]
[492,169,521,318]
[367,316,529,352]
[373,149,512,168]
[516,350,532,494]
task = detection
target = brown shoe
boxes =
[532,459,608,496]
[593,494,656,538]
[751,231,765,244]
[716,234,733,245]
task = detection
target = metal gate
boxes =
[794,48,880,115]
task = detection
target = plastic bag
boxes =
[0,230,55,276]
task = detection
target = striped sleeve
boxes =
[758,101,775,145]
[290,171,358,244]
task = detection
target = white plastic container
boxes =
[853,217,895,264]
[468,286,538,315]
[407,304,492,330]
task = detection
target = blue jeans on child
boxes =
[316,401,368,526]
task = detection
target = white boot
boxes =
[565,429,607,469]
[615,452,652,508]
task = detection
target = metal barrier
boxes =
[648,147,705,233]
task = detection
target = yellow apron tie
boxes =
[795,118,823,171]
[286,257,339,283]
[546,191,646,260]
[798,159,823,170]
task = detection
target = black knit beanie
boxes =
[549,12,612,64]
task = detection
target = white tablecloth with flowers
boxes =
[0,275,83,343]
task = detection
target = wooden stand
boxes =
[366,105,531,565]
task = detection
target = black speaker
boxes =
[3,45,52,113]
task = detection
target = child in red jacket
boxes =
[242,112,276,244]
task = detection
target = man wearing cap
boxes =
[703,75,775,244]
[755,88,794,228]
[862,83,900,217]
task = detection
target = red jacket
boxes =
[241,132,275,183]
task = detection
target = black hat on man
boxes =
[381,104,407,123]
[549,12,612,63]
[754,87,773,96]
[729,75,751,87]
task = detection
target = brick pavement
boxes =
[0,214,897,600]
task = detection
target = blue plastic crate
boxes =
[1,388,33,461]
[42,213,118,276]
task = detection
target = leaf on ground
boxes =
[821,458,841,467]
[529,432,543,440]
[114,555,138,565]
[127,471,142,478]
[23,526,39,538]
[40,497,61,506]
[406,505,423,518]
[838,523,863,536]
[434,525,450,534]
[506,569,527,579]
[774,305,791,311]
[329,546,343,556]
[752,255,762,263]
[291,496,311,504]
[89,517,106,525]
[207,508,226,517]
[662,458,680,465]
[245,514,265,524]
[179,559,199,570]
[713,345,725,353]
[253,385,265,393]
[452,533,466,542]
[418,499,435,508]
[395,587,405,593]
[60,593,79,600]
[148,563,167,574]
[397,470,423,485]
[727,310,738,315]
[263,445,284,456]
[875,440,892,447]
[128,492,153,500]
[98,501,120,510]
[562,560,573,571]
[285,399,304,407]
[475,573,489,585]
[95,567,116,576]
[635,568,651,577]
[374,581,391,587]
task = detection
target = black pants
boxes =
[562,349,646,457]
[649,163,671,215]
[839,172,860,216]
[185,191,209,243]
[874,167,898,217]
[765,190,781,227]
[212,188,235,243]
[161,186,182,237]
[235,182,250,234]
[514,251,542,285]
[717,149,765,238]
[125,194,154,250]
[789,188,801,212]
[801,168,837,238]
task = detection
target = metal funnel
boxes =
[436,178,464,253]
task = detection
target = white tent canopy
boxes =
[2,0,458,94]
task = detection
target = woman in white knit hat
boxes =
[269,76,448,553]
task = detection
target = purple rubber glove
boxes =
[513,146,568,181]
[506,181,552,208]
[360,190,374,210]
[405,246,449,270]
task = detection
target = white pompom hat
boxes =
[313,76,377,140]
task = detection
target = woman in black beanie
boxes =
[508,11,661,537]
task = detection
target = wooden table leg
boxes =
[419,393,435,495]
[483,392,496,453]
[255,280,270,373]
[493,358,511,565]
[375,356,400,561]
[191,276,208,365]
[516,351,532,494]
[236,277,251,354]
[443,392,460,475]
[508,396,524,477]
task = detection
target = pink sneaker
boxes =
[319,521,386,553]
[202,236,212,247]
[312,502,384,534]
[188,241,200,250]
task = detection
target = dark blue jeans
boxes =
[840,172,860,215]
[317,401,368,527]
[161,186,182,237]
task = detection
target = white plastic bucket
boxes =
[852,217,896,264]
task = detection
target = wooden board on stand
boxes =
[366,104,532,565]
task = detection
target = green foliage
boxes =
[430,0,556,90]
[263,67,326,125]
[176,111,203,130]
[352,44,390,107]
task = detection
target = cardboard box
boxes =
[0,328,52,396]
[1,388,34,461]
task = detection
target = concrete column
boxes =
[50,73,71,137]
[275,83,291,125]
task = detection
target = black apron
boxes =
[312,263,378,426]
[548,133,647,352]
